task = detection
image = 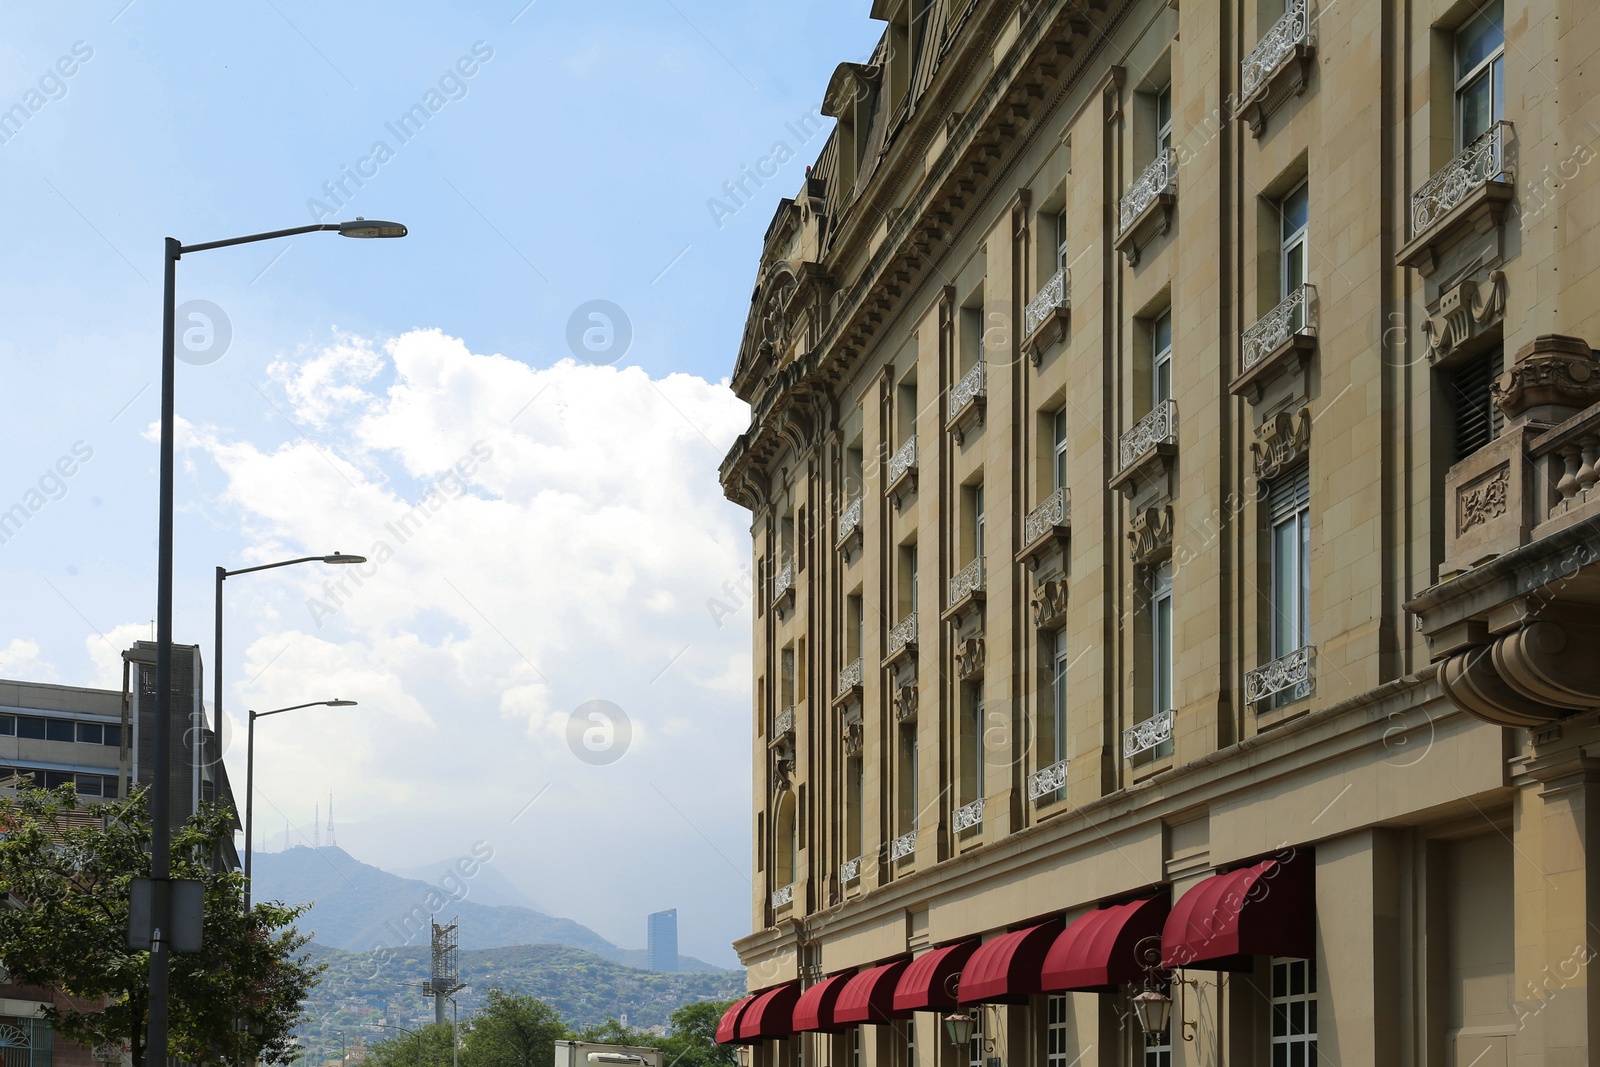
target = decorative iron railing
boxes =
[1119,149,1177,235]
[1023,487,1070,547]
[888,435,918,487]
[952,797,985,833]
[1119,398,1178,471]
[1411,121,1511,236]
[1245,645,1315,704]
[775,705,795,737]
[887,613,917,658]
[1028,759,1068,800]
[771,883,794,908]
[950,361,986,420]
[1241,0,1312,102]
[839,857,861,884]
[1123,708,1174,759]
[837,496,863,546]
[1024,267,1070,337]
[773,560,795,601]
[890,830,917,861]
[1241,284,1316,374]
[837,657,864,697]
[949,558,984,607]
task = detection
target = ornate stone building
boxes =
[716,0,1600,1063]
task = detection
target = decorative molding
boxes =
[842,717,864,757]
[1245,645,1315,704]
[893,680,919,724]
[1437,619,1600,727]
[1128,505,1174,567]
[1494,334,1600,417]
[1030,576,1070,629]
[1251,406,1312,481]
[1422,271,1506,364]
[955,636,985,680]
[1456,464,1511,535]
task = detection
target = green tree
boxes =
[464,990,569,1067]
[0,786,322,1067]
[366,1022,463,1067]
[660,1000,736,1067]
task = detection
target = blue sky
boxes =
[0,1,883,969]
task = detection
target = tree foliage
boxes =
[366,1022,463,1067]
[0,786,323,1067]
[465,989,570,1067]
[573,999,736,1067]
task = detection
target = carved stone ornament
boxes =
[1030,577,1069,629]
[1493,334,1600,418]
[1251,406,1312,481]
[1456,463,1510,535]
[955,637,985,680]
[842,717,864,757]
[1422,271,1506,363]
[773,751,794,791]
[893,681,918,724]
[1438,618,1600,727]
[1128,504,1175,566]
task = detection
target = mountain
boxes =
[302,942,744,1047]
[252,845,725,972]
[392,857,545,912]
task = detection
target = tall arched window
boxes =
[772,790,798,889]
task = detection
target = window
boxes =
[16,717,45,740]
[852,1028,862,1067]
[1152,312,1173,406]
[1150,563,1174,734]
[1269,462,1312,646]
[897,724,918,834]
[1280,182,1309,311]
[962,482,986,564]
[1052,211,1069,274]
[910,0,932,68]
[1052,409,1069,491]
[846,755,863,860]
[961,685,985,804]
[103,724,120,747]
[846,593,864,661]
[899,543,919,618]
[960,293,985,373]
[781,646,796,710]
[0,715,12,736]
[46,720,73,743]
[1270,958,1318,1066]
[76,722,102,745]
[1155,84,1173,153]
[1450,345,1505,460]
[965,1010,983,1067]
[77,775,104,798]
[1455,0,1504,148]
[1046,996,1069,1067]
[1142,1016,1172,1067]
[1050,629,1069,764]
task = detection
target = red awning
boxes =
[716,996,756,1045]
[1040,896,1169,992]
[835,959,912,1024]
[736,982,803,1041]
[793,971,856,1033]
[893,940,980,1013]
[1162,851,1315,971]
[956,920,1065,1004]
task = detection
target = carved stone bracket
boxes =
[1030,577,1069,629]
[842,716,864,757]
[1128,504,1174,566]
[893,681,919,724]
[955,636,985,680]
[1251,406,1312,481]
[1494,334,1600,420]
[1438,618,1600,727]
[1423,270,1506,364]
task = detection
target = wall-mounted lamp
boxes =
[1130,936,1197,1044]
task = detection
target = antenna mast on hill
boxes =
[423,918,465,1027]
[326,792,336,849]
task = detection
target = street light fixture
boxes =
[244,700,357,908]
[148,217,402,1067]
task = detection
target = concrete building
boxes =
[649,908,680,973]
[715,1,1600,1064]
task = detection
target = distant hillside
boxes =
[302,942,745,1046]
[253,845,724,972]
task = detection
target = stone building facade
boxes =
[716,0,1600,1064]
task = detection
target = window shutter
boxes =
[1452,346,1505,460]
[1269,462,1311,525]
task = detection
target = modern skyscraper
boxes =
[647,908,678,973]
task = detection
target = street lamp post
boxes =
[215,554,366,741]
[149,216,405,1067]
[376,1024,422,1067]
[244,700,358,908]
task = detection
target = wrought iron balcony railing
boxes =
[772,560,794,601]
[887,435,918,488]
[952,797,985,833]
[890,829,917,861]
[775,705,795,738]
[1241,0,1313,103]
[887,612,917,659]
[949,361,986,420]
[1023,487,1070,549]
[1118,398,1178,472]
[1122,707,1174,759]
[837,657,864,697]
[1028,758,1068,800]
[1241,284,1317,374]
[771,883,794,908]
[839,857,861,884]
[836,496,863,548]
[1411,121,1511,237]
[1245,645,1315,704]
[1024,268,1070,338]
[948,558,984,608]
[1119,149,1177,236]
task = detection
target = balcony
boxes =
[1109,399,1178,497]
[772,560,795,616]
[1123,708,1174,759]
[1022,267,1071,361]
[836,496,863,558]
[839,857,861,885]
[1115,149,1177,265]
[1019,487,1071,567]
[887,435,918,507]
[952,797,984,834]
[1028,758,1068,802]
[773,705,795,743]
[771,883,794,909]
[890,829,917,862]
[1231,284,1318,403]
[1238,0,1316,136]
[943,558,985,622]
[1398,122,1514,275]
[947,362,986,442]
[835,657,864,704]
[1245,645,1315,705]
[885,612,918,668]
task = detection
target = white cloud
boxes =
[0,638,58,683]
[192,329,756,961]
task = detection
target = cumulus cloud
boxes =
[0,638,58,683]
[191,329,756,960]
